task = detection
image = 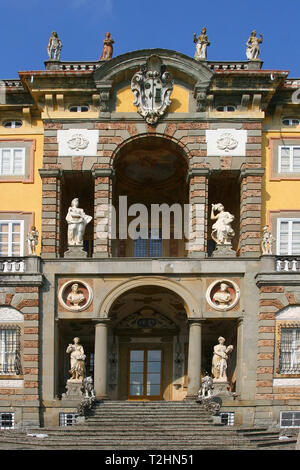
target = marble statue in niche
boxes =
[66,198,92,247]
[211,337,234,382]
[193,27,210,60]
[66,337,86,382]
[246,30,263,60]
[47,31,62,61]
[100,32,114,60]
[211,203,235,246]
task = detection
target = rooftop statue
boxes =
[47,31,62,61]
[193,27,210,61]
[261,225,274,255]
[100,32,114,60]
[246,30,263,60]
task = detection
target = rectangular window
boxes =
[277,219,300,255]
[279,146,300,173]
[0,220,24,257]
[220,412,235,426]
[0,412,14,429]
[134,229,162,258]
[279,328,300,375]
[0,148,25,176]
[280,411,300,428]
[59,413,79,426]
[0,327,22,375]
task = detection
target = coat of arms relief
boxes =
[131,55,174,125]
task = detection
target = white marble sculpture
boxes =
[261,225,273,255]
[212,282,232,307]
[66,337,86,382]
[246,30,263,60]
[66,198,92,246]
[211,337,234,382]
[193,28,210,60]
[199,374,214,399]
[27,226,39,255]
[211,203,235,245]
[67,283,86,310]
[47,31,62,61]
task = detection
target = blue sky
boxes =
[1,0,299,78]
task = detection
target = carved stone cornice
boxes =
[94,80,113,113]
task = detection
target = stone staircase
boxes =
[0,401,297,450]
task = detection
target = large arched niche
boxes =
[98,276,201,320]
[0,306,24,323]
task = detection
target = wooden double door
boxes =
[128,348,163,400]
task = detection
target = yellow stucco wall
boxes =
[262,130,300,228]
[0,126,43,255]
[116,84,189,113]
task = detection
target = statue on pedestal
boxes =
[193,28,210,61]
[261,225,274,255]
[246,30,263,60]
[211,337,233,382]
[211,203,235,246]
[47,31,62,61]
[66,198,92,247]
[66,337,86,382]
[100,32,114,60]
[27,226,39,255]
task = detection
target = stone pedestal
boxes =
[61,380,84,400]
[212,380,233,399]
[64,246,88,258]
[212,244,236,258]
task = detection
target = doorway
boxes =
[128,348,163,400]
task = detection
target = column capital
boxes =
[92,318,110,326]
[188,318,205,325]
[92,168,115,179]
[39,168,62,179]
[187,168,210,183]
[239,167,265,181]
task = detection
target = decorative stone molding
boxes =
[206,279,240,311]
[58,279,93,312]
[131,55,174,125]
[206,129,247,156]
[57,129,99,156]
[0,306,24,322]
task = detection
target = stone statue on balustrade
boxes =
[47,31,62,61]
[27,226,39,255]
[100,32,114,60]
[65,198,92,258]
[210,203,236,257]
[246,30,263,61]
[193,28,210,61]
[261,225,274,255]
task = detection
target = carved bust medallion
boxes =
[58,280,93,312]
[206,279,240,312]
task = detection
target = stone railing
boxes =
[276,257,300,272]
[45,61,102,72]
[208,60,262,71]
[0,258,26,273]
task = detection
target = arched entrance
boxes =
[107,285,189,401]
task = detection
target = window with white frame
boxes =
[277,219,300,255]
[280,411,300,428]
[278,146,300,173]
[279,327,300,375]
[0,220,24,257]
[0,147,25,175]
[0,326,22,375]
[0,412,14,429]
[220,412,235,426]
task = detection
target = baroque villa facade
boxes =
[1,37,300,429]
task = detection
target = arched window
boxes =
[69,105,89,113]
[3,120,23,129]
[216,105,236,112]
[282,118,300,127]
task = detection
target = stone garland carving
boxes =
[216,133,238,152]
[66,198,92,247]
[47,31,62,61]
[206,279,240,312]
[67,134,89,152]
[58,279,93,312]
[131,55,174,125]
[193,27,210,61]
[246,30,263,61]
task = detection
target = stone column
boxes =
[39,168,61,258]
[187,169,210,258]
[235,317,244,397]
[187,319,203,397]
[239,168,264,257]
[94,320,109,398]
[92,168,114,258]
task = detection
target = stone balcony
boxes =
[0,257,43,286]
